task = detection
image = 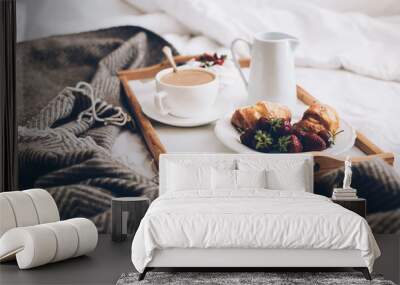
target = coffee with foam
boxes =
[160,69,215,86]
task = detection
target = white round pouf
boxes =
[0,189,98,269]
[66,218,98,257]
[42,221,79,262]
[0,226,57,269]
[0,196,17,237]
[1,191,39,227]
[0,219,98,269]
[24,189,60,224]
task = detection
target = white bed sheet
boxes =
[131,190,380,273]
[18,0,399,170]
[112,66,400,180]
[151,0,400,154]
[131,0,400,82]
[110,1,400,176]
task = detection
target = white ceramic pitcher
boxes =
[231,32,299,108]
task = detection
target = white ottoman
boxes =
[0,189,59,236]
[0,218,98,269]
[0,189,98,269]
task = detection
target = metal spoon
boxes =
[162,46,178,73]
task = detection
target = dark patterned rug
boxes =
[116,271,395,285]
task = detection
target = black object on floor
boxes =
[112,197,150,242]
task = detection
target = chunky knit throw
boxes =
[17,26,175,232]
[315,158,400,234]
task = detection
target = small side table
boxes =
[111,197,150,242]
[331,198,366,218]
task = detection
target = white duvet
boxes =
[27,0,400,157]
[119,0,400,159]
[131,190,380,273]
[131,0,400,82]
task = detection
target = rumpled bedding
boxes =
[20,1,400,154]
[125,0,400,156]
[131,0,400,82]
[131,190,380,273]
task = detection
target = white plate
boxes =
[141,90,233,128]
[214,114,356,155]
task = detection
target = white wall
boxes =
[16,0,141,42]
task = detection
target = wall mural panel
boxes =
[13,2,400,235]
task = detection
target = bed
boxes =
[14,0,398,281]
[17,0,400,163]
[131,153,380,280]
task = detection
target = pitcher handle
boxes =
[230,38,252,88]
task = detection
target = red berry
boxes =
[317,130,332,147]
[288,134,303,153]
[201,53,214,61]
[240,129,256,149]
[301,132,327,151]
[271,119,292,137]
[293,128,306,138]
[255,117,272,132]
[254,130,273,152]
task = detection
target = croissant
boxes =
[294,103,339,134]
[231,101,292,131]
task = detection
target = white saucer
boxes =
[214,114,356,155]
[141,95,229,128]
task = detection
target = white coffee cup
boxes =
[154,66,219,118]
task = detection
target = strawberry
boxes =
[270,119,292,137]
[240,128,257,149]
[301,132,327,151]
[274,135,290,153]
[288,134,303,153]
[293,128,306,138]
[273,134,303,153]
[318,129,344,147]
[255,117,272,132]
[317,130,332,147]
[254,130,273,152]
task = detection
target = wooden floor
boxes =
[0,234,398,285]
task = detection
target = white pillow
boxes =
[266,165,307,191]
[212,169,267,191]
[237,158,312,192]
[236,169,267,189]
[212,169,236,190]
[167,163,212,191]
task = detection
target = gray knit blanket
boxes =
[17,26,175,232]
[315,158,400,234]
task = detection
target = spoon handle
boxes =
[162,46,178,73]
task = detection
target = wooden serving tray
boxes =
[118,56,394,175]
